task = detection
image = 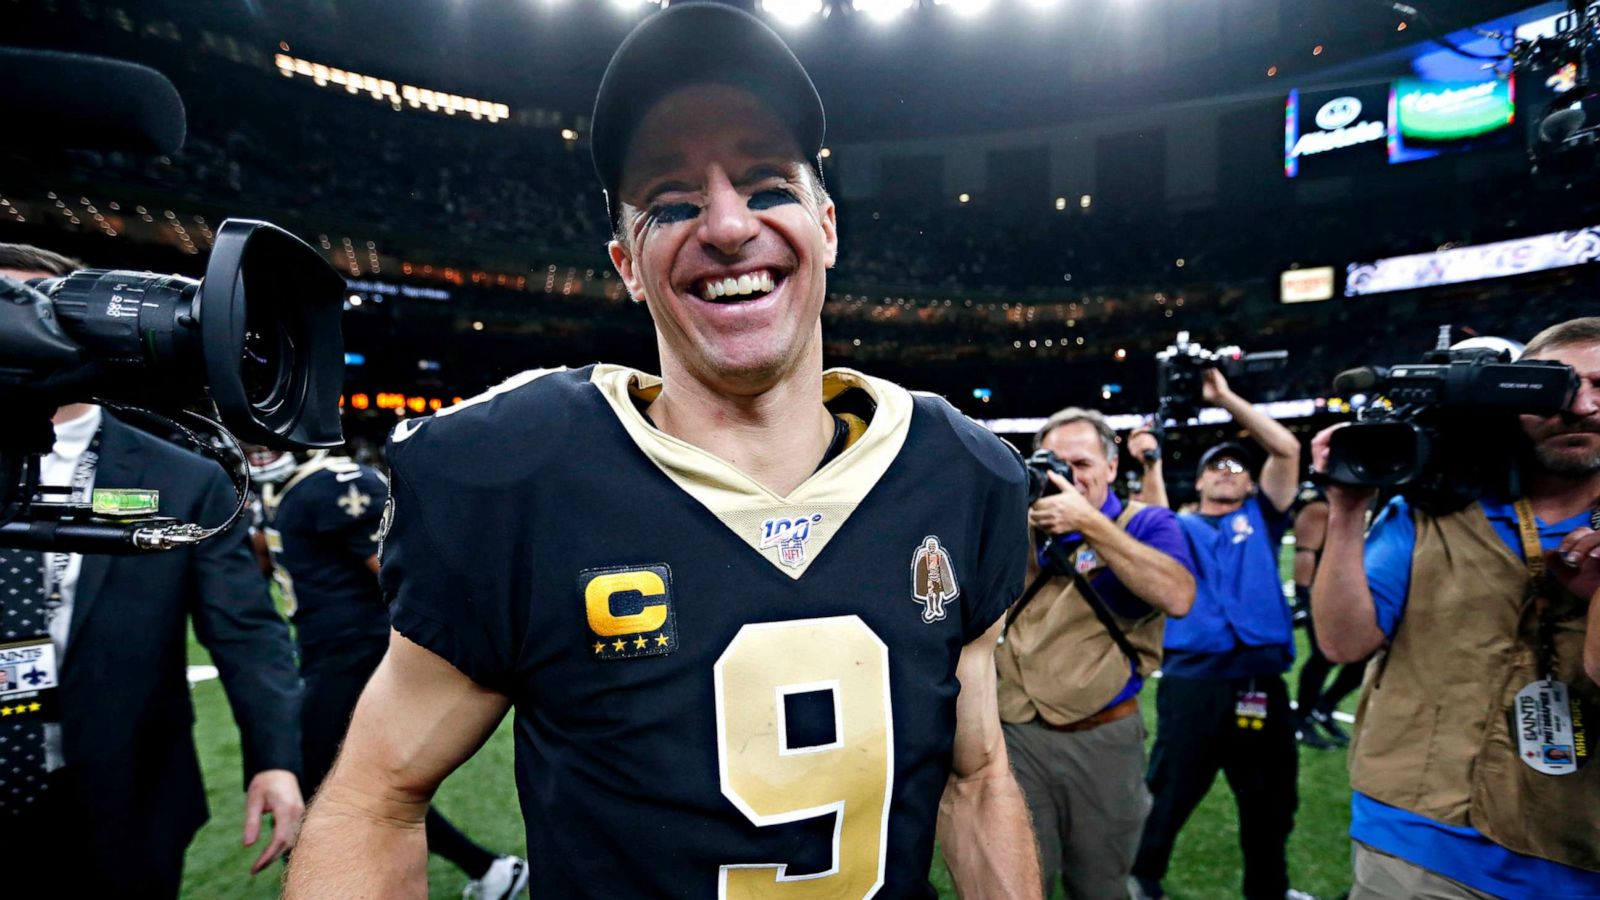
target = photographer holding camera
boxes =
[998,408,1195,900]
[1311,318,1600,899]
[1131,369,1306,900]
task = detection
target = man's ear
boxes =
[819,199,838,269]
[608,239,646,304]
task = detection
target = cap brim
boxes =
[591,3,824,214]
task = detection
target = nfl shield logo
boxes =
[760,514,823,569]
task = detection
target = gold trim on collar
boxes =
[591,365,913,579]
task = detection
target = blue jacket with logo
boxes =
[1164,496,1293,657]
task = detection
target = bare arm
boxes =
[1292,502,1328,589]
[936,616,1043,900]
[1307,426,1386,663]
[1203,370,1301,512]
[284,631,510,898]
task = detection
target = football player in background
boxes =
[251,447,527,898]
[287,4,1040,897]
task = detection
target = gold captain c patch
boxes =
[580,564,678,660]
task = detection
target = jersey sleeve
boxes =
[381,425,518,692]
[311,469,389,562]
[1363,495,1416,639]
[965,437,1030,645]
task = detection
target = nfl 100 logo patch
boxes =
[759,514,823,569]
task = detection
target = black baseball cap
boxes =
[590,2,826,222]
[1197,442,1254,477]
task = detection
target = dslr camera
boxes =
[1156,331,1288,421]
[1024,448,1075,503]
[1323,328,1577,509]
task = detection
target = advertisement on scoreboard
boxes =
[1284,83,1390,178]
[1389,77,1516,164]
[1345,225,1600,296]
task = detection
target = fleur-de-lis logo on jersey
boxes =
[910,535,960,624]
[337,484,371,518]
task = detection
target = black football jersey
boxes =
[382,365,1028,898]
[263,456,390,660]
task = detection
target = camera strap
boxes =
[1005,549,1142,672]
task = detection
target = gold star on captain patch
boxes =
[27,702,39,713]
[613,639,626,652]
[655,634,669,647]
[0,706,11,716]
[593,641,605,654]
[633,636,648,649]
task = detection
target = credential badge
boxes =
[759,514,823,569]
[910,535,960,623]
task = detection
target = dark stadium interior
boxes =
[5,0,1597,465]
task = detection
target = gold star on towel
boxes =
[633,636,648,649]
[613,639,626,652]
[27,702,39,713]
[655,634,669,647]
[593,642,605,654]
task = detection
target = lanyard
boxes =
[1511,497,1589,682]
[43,428,102,609]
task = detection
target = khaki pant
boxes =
[1003,713,1150,900]
[1351,842,1497,900]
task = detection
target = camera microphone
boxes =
[0,47,186,155]
[1333,366,1388,394]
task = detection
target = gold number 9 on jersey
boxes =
[713,616,893,898]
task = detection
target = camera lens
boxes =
[241,297,294,416]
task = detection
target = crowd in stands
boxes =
[8,36,1598,426]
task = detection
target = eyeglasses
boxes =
[1206,458,1247,474]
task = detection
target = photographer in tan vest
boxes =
[1312,318,1600,899]
[998,408,1196,900]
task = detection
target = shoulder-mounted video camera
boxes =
[1322,328,1576,510]
[1,50,346,554]
[1156,331,1288,421]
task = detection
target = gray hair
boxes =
[1035,407,1117,461]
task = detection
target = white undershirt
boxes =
[39,404,100,771]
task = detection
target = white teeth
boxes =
[699,269,777,301]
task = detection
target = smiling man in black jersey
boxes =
[287,6,1040,897]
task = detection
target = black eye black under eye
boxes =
[647,202,700,225]
[748,188,799,210]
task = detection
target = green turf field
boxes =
[178,545,1358,899]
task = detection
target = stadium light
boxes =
[762,0,823,25]
[852,0,913,24]
[934,0,992,16]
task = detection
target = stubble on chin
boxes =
[1534,442,1600,476]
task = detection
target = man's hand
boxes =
[1129,429,1160,466]
[1200,367,1231,405]
[1550,526,1600,605]
[1027,472,1101,537]
[1311,424,1376,512]
[244,768,304,875]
